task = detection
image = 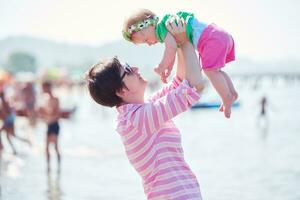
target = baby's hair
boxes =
[123,9,156,36]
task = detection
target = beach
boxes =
[1,77,300,200]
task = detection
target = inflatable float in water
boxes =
[191,101,240,109]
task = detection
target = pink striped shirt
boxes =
[116,77,202,200]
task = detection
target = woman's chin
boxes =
[140,76,147,83]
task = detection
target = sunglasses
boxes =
[121,63,134,80]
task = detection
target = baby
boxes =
[122,9,238,118]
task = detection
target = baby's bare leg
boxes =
[220,70,238,100]
[204,69,235,118]
[218,70,238,112]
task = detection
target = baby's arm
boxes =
[154,32,177,83]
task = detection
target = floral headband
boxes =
[123,15,159,41]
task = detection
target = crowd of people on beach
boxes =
[0,76,76,172]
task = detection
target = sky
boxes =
[1,0,300,62]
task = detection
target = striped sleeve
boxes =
[131,80,200,133]
[148,76,182,102]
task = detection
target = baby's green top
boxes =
[155,11,195,43]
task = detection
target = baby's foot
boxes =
[219,104,224,112]
[223,104,232,118]
[221,94,236,118]
[219,92,237,112]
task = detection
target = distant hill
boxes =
[0,36,164,76]
[0,36,299,77]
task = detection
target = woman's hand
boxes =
[165,16,188,47]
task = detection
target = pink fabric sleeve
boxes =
[148,76,182,102]
[130,80,201,133]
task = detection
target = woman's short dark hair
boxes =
[85,57,124,107]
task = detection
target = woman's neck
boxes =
[123,96,145,105]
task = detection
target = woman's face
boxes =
[119,63,147,100]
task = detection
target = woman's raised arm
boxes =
[167,18,205,94]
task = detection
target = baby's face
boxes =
[131,26,158,46]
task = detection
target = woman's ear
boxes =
[116,88,126,98]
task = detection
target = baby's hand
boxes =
[154,66,167,83]
[154,65,172,83]
[154,65,163,75]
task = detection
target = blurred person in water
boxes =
[0,90,31,154]
[21,81,37,127]
[38,81,61,173]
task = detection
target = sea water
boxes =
[1,77,300,200]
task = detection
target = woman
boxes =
[86,23,205,200]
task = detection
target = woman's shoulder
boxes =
[116,104,145,122]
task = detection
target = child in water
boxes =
[122,9,238,118]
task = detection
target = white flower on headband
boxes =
[123,16,159,41]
